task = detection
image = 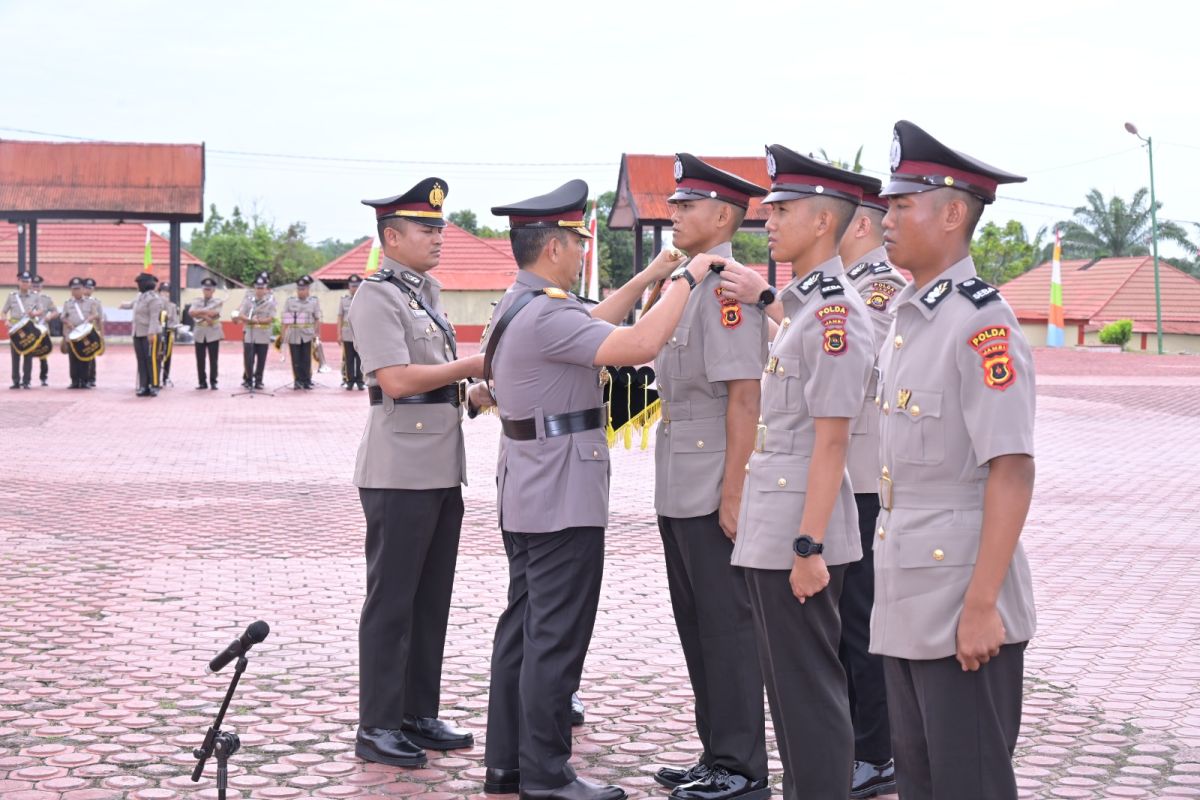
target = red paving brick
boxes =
[2,343,1200,799]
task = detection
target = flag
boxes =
[143,227,153,272]
[365,237,381,275]
[1047,229,1065,347]
[586,199,600,301]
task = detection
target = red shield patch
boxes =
[721,304,742,329]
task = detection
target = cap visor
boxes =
[879,179,939,198]
[762,190,816,205]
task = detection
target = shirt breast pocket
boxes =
[767,353,803,411]
[665,324,693,381]
[409,324,443,363]
[891,387,944,465]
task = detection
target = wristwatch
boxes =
[756,286,778,309]
[793,535,824,558]
[670,265,697,290]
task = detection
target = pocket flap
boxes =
[893,387,943,422]
[668,418,727,453]
[669,324,691,348]
[770,353,802,379]
[575,441,610,461]
[896,528,979,568]
[390,406,449,434]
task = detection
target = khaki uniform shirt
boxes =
[34,293,57,322]
[871,255,1037,660]
[491,270,615,533]
[731,256,874,570]
[61,297,101,329]
[131,291,165,337]
[3,290,36,323]
[162,300,180,329]
[190,296,225,343]
[844,246,908,493]
[283,296,322,344]
[350,256,464,491]
[653,241,768,518]
[239,295,276,344]
[339,294,355,342]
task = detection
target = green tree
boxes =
[313,236,370,263]
[478,225,510,240]
[732,231,769,264]
[970,220,1048,285]
[1056,188,1194,258]
[448,209,479,234]
[818,146,864,173]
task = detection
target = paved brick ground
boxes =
[2,343,1199,799]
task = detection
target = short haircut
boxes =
[377,217,409,243]
[727,203,747,231]
[858,206,885,230]
[510,227,570,269]
[938,189,985,239]
[813,196,857,240]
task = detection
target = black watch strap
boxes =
[757,286,778,309]
[793,535,824,557]
[671,266,697,290]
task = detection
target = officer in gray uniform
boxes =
[31,275,58,386]
[873,120,1036,800]
[648,154,770,800]
[719,146,875,800]
[4,271,38,389]
[350,178,483,769]
[122,272,165,396]
[83,277,101,387]
[61,277,102,389]
[238,277,276,389]
[156,283,180,387]
[191,277,224,390]
[283,275,322,389]
[838,187,908,798]
[481,179,704,800]
[339,274,364,390]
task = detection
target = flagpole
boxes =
[1047,228,1064,347]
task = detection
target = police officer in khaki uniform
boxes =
[350,178,482,768]
[717,146,875,800]
[156,283,180,387]
[339,274,364,390]
[282,275,322,389]
[238,277,276,389]
[121,272,165,396]
[4,272,38,389]
[648,154,770,800]
[83,277,102,387]
[61,277,102,389]
[31,275,58,386]
[873,120,1036,800]
[480,179,702,800]
[191,277,224,390]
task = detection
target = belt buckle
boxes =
[457,381,467,405]
[755,423,767,453]
[880,470,893,512]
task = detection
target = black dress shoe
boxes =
[520,777,626,800]
[670,767,769,800]
[484,767,520,794]
[40,378,48,386]
[570,693,585,726]
[354,726,427,767]
[9,383,19,390]
[21,382,30,389]
[357,382,365,390]
[850,759,896,799]
[254,381,265,389]
[400,715,474,750]
[211,382,218,390]
[136,389,153,397]
[197,383,208,390]
[87,380,96,388]
[655,763,711,789]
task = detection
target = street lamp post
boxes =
[1125,122,1164,355]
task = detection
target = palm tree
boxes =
[1056,188,1194,258]
[817,146,864,173]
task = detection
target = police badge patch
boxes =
[815,303,850,356]
[969,325,1016,390]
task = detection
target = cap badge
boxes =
[673,157,684,181]
[944,176,955,186]
[890,130,902,171]
[814,185,825,194]
[765,151,777,179]
[429,183,446,209]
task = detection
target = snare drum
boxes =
[9,317,49,355]
[67,323,105,361]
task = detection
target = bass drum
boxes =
[9,317,48,355]
[68,323,106,361]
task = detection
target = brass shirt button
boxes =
[777,478,787,487]
[883,401,890,414]
[415,422,424,431]
[894,335,904,348]
[593,449,599,457]
[933,548,945,561]
[910,405,920,417]
[878,526,885,540]
[696,440,705,448]
[744,463,751,473]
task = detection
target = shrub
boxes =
[1099,319,1133,348]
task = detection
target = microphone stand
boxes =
[191,654,248,799]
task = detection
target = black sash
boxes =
[482,289,542,385]
[384,276,458,360]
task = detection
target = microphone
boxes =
[205,620,270,674]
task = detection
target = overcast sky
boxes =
[2,0,1197,258]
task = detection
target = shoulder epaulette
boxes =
[956,277,1001,308]
[847,262,870,281]
[798,269,823,295]
[869,263,893,275]
[366,269,393,282]
[543,287,568,299]
[919,278,954,311]
[819,276,845,297]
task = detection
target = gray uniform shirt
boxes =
[339,294,355,342]
[239,295,276,344]
[491,270,615,533]
[190,296,225,343]
[844,246,908,494]
[350,256,465,491]
[130,291,165,337]
[653,241,768,518]
[282,296,322,344]
[871,255,1037,660]
[162,301,180,329]
[61,297,101,329]
[732,256,874,570]
[3,290,36,323]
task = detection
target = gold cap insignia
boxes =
[429,183,446,209]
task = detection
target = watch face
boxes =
[759,288,775,305]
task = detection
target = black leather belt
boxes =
[501,406,607,441]
[368,383,462,407]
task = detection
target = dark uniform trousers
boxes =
[39,355,48,381]
[133,335,154,391]
[243,343,267,385]
[485,527,605,791]
[838,492,891,763]
[10,345,33,385]
[343,341,363,386]
[290,341,313,384]
[68,350,87,386]
[744,565,852,800]
[159,334,174,383]
[195,341,220,385]
[86,350,96,384]
[884,642,1026,800]
[658,513,768,778]
[358,486,463,728]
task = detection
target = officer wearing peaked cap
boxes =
[350,177,485,769]
[339,274,364,390]
[872,120,1036,800]
[122,272,165,396]
[649,153,771,800]
[238,275,276,389]
[30,275,58,386]
[83,277,102,387]
[61,276,101,389]
[717,144,875,800]
[282,275,321,389]
[4,271,37,389]
[192,277,224,390]
[481,179,702,800]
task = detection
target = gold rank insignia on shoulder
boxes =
[543,287,568,299]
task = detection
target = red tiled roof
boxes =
[1001,256,1200,335]
[0,139,205,221]
[0,221,207,288]
[609,154,771,229]
[312,223,517,291]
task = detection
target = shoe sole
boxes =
[403,732,474,751]
[654,775,688,789]
[353,742,427,767]
[484,781,520,794]
[850,779,897,799]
